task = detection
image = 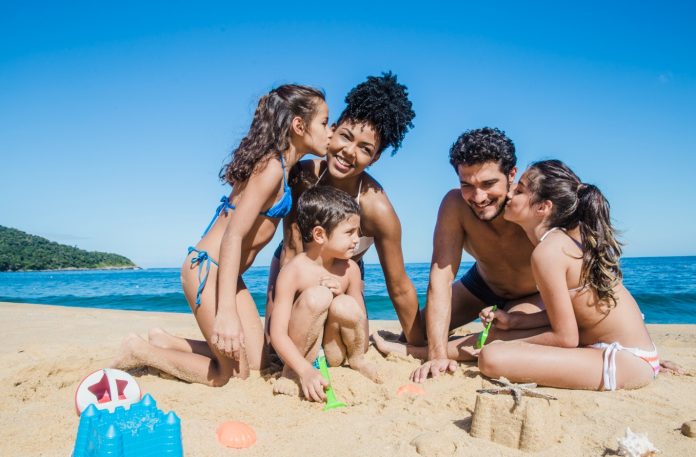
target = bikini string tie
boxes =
[188,247,218,306]
[201,196,233,238]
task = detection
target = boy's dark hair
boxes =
[336,71,415,155]
[448,127,516,175]
[297,186,359,243]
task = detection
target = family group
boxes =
[112,73,660,401]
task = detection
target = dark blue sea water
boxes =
[1,257,695,323]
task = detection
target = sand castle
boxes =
[470,378,560,452]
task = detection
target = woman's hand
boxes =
[479,306,513,330]
[299,366,329,402]
[212,312,245,360]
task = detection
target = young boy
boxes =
[270,186,381,402]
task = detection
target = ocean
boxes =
[1,257,695,323]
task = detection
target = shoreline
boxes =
[1,302,695,456]
[0,265,141,273]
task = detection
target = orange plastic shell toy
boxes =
[396,383,425,397]
[216,420,256,449]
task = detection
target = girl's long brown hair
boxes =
[526,160,623,308]
[220,84,324,185]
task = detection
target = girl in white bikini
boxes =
[477,159,658,390]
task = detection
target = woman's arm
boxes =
[214,160,284,359]
[516,246,579,347]
[365,193,425,345]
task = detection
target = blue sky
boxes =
[2,2,695,268]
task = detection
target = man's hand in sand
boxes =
[479,306,512,330]
[299,366,329,402]
[410,358,458,383]
[211,313,245,360]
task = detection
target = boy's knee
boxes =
[300,286,333,315]
[329,295,364,323]
[478,344,506,378]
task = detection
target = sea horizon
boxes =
[1,256,695,324]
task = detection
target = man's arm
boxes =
[411,191,466,383]
[426,191,466,359]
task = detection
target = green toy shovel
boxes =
[476,305,497,349]
[316,348,346,411]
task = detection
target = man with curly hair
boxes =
[373,127,550,381]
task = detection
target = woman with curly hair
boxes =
[112,84,332,385]
[477,159,659,390]
[264,72,425,370]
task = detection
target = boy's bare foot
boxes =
[110,334,147,370]
[348,355,383,384]
[273,366,301,397]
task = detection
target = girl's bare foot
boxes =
[660,359,686,375]
[110,334,148,370]
[147,327,174,349]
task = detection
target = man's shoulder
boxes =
[438,189,472,223]
[440,189,468,209]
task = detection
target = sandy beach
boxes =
[1,301,695,456]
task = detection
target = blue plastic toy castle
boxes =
[72,394,182,457]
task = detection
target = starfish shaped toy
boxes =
[476,377,557,408]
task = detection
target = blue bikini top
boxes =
[201,155,292,237]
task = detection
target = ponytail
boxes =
[576,184,622,307]
[526,160,623,308]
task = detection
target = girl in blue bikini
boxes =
[112,84,332,385]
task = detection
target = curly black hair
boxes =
[448,127,516,174]
[336,71,415,155]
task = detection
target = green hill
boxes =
[0,225,137,272]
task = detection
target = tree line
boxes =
[0,225,136,271]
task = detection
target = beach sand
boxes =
[1,301,695,456]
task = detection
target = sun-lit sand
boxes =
[1,301,695,456]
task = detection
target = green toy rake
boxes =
[476,305,497,349]
[316,348,346,411]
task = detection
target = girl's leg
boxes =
[144,277,264,364]
[147,328,213,357]
[111,261,262,386]
[323,295,382,383]
[260,254,282,369]
[273,286,333,396]
[478,340,655,390]
[235,278,265,371]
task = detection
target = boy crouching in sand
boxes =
[271,186,381,402]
